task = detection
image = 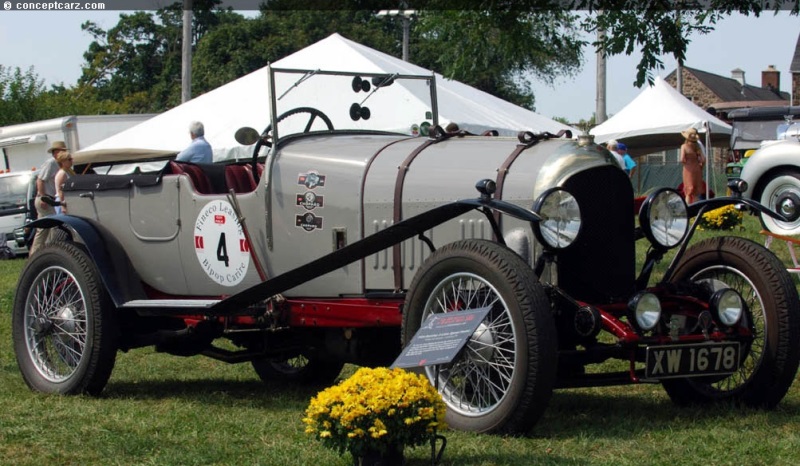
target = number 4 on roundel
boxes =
[217,232,230,267]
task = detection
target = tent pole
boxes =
[705,121,710,200]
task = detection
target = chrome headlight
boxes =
[710,288,744,327]
[639,188,688,249]
[629,292,661,331]
[727,178,748,195]
[533,187,581,250]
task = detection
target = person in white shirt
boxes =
[175,121,213,164]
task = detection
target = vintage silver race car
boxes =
[12,68,800,435]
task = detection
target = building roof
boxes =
[675,66,789,102]
[792,32,800,72]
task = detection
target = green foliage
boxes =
[580,0,799,87]
[79,1,237,111]
[0,66,45,126]
[2,216,800,464]
[413,10,584,110]
[0,66,128,126]
[3,1,798,125]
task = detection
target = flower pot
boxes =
[355,445,405,466]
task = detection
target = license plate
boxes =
[645,342,740,380]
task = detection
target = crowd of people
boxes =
[29,121,711,254]
[29,121,213,253]
[606,126,708,204]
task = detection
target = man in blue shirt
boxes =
[616,143,637,178]
[176,121,213,164]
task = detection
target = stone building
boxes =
[664,66,789,117]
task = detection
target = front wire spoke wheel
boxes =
[401,239,556,434]
[691,266,764,394]
[663,236,800,408]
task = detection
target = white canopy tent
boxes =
[590,76,732,158]
[78,33,574,163]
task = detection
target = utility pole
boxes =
[181,0,193,103]
[377,9,417,62]
[596,24,607,125]
[675,10,683,94]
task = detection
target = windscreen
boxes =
[731,120,787,150]
[0,173,32,215]
[269,68,438,141]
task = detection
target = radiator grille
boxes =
[556,166,636,303]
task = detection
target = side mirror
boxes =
[371,75,395,88]
[235,127,260,146]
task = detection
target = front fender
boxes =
[740,139,800,198]
[29,215,146,307]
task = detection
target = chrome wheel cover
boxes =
[760,175,800,235]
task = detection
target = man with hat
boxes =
[29,140,67,255]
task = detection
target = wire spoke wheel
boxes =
[689,267,764,395]
[13,240,117,395]
[25,266,88,382]
[424,273,516,416]
[663,236,800,408]
[402,240,556,434]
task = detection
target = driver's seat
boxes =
[225,164,257,193]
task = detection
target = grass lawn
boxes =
[2,215,800,465]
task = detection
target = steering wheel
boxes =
[252,107,334,181]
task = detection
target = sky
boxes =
[1,9,798,124]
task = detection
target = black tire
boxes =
[401,239,557,435]
[46,227,71,245]
[12,241,118,395]
[757,170,800,235]
[252,353,344,386]
[662,236,800,408]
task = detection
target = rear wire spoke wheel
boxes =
[12,241,118,395]
[401,240,556,434]
[663,236,800,407]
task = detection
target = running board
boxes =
[120,299,220,316]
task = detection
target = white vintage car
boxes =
[736,138,800,235]
[12,68,800,435]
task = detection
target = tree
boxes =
[0,66,44,126]
[193,9,401,94]
[412,9,584,110]
[78,0,242,112]
[578,0,800,87]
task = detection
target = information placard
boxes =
[391,307,492,369]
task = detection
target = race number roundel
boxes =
[194,200,250,286]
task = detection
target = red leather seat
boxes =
[168,161,213,194]
[225,164,257,193]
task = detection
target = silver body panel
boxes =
[66,134,619,300]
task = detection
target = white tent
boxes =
[78,33,574,162]
[590,76,732,158]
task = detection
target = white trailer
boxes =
[0,114,156,171]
